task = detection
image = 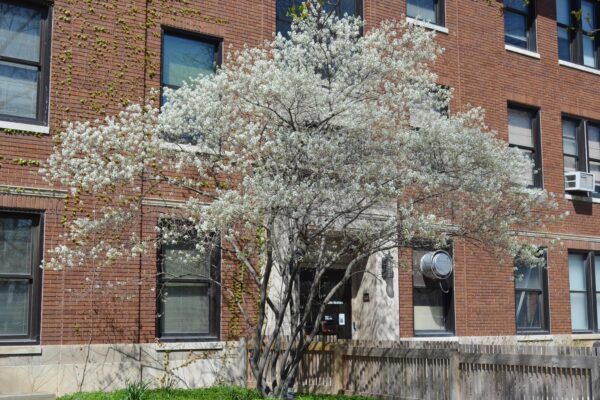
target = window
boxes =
[515,251,549,333]
[556,0,599,69]
[412,248,454,335]
[161,29,222,106]
[157,225,220,341]
[562,116,600,195]
[508,105,543,188]
[276,0,362,36]
[568,251,600,332]
[407,0,445,27]
[0,1,51,126]
[504,0,536,50]
[0,211,43,344]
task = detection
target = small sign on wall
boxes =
[339,313,346,326]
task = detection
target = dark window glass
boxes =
[161,30,221,105]
[556,0,599,68]
[515,253,548,333]
[569,252,593,331]
[0,211,43,343]
[562,117,600,196]
[407,0,444,26]
[508,106,542,188]
[413,248,454,335]
[157,225,220,341]
[276,0,362,37]
[0,1,51,125]
[504,0,536,50]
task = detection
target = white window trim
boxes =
[0,345,42,356]
[159,139,213,154]
[559,60,600,77]
[564,193,600,204]
[406,17,449,34]
[0,120,49,134]
[155,341,223,352]
[505,44,540,59]
[516,334,553,342]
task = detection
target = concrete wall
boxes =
[351,250,400,341]
[0,341,244,396]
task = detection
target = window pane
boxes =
[582,35,596,68]
[0,216,33,275]
[588,124,600,159]
[508,108,534,147]
[162,246,210,278]
[516,148,535,187]
[569,253,587,291]
[504,0,528,13]
[556,0,571,25]
[582,0,596,32]
[0,280,29,336]
[515,291,543,330]
[589,161,600,193]
[0,61,38,119]
[562,119,579,156]
[0,4,41,62]
[571,292,589,330]
[557,27,571,61]
[414,289,449,331]
[407,0,437,24]
[595,256,600,291]
[162,34,217,88]
[515,264,541,290]
[504,12,528,48]
[276,0,296,17]
[339,0,359,16]
[277,19,292,37]
[564,156,578,172]
[161,283,209,335]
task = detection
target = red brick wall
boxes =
[1,0,600,344]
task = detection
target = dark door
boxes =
[300,268,352,340]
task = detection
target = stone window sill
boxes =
[505,44,540,59]
[0,120,49,134]
[406,17,449,34]
[559,60,600,77]
[0,345,42,356]
[155,341,223,352]
[564,193,600,204]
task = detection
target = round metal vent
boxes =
[420,250,453,280]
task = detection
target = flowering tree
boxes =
[44,1,556,397]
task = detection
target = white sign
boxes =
[338,313,345,326]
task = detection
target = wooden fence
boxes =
[248,340,600,399]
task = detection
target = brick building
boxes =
[1,0,600,395]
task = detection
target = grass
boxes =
[57,386,375,400]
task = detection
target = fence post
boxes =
[332,343,345,395]
[449,349,460,400]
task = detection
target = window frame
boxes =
[276,0,364,37]
[159,27,223,107]
[514,250,549,335]
[412,247,455,337]
[507,103,543,189]
[556,0,600,69]
[568,250,600,333]
[562,115,600,197]
[503,0,537,51]
[406,0,446,28]
[0,0,52,127]
[0,210,44,345]
[156,226,221,342]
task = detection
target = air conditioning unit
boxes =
[565,171,595,193]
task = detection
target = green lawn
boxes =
[57,386,374,400]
